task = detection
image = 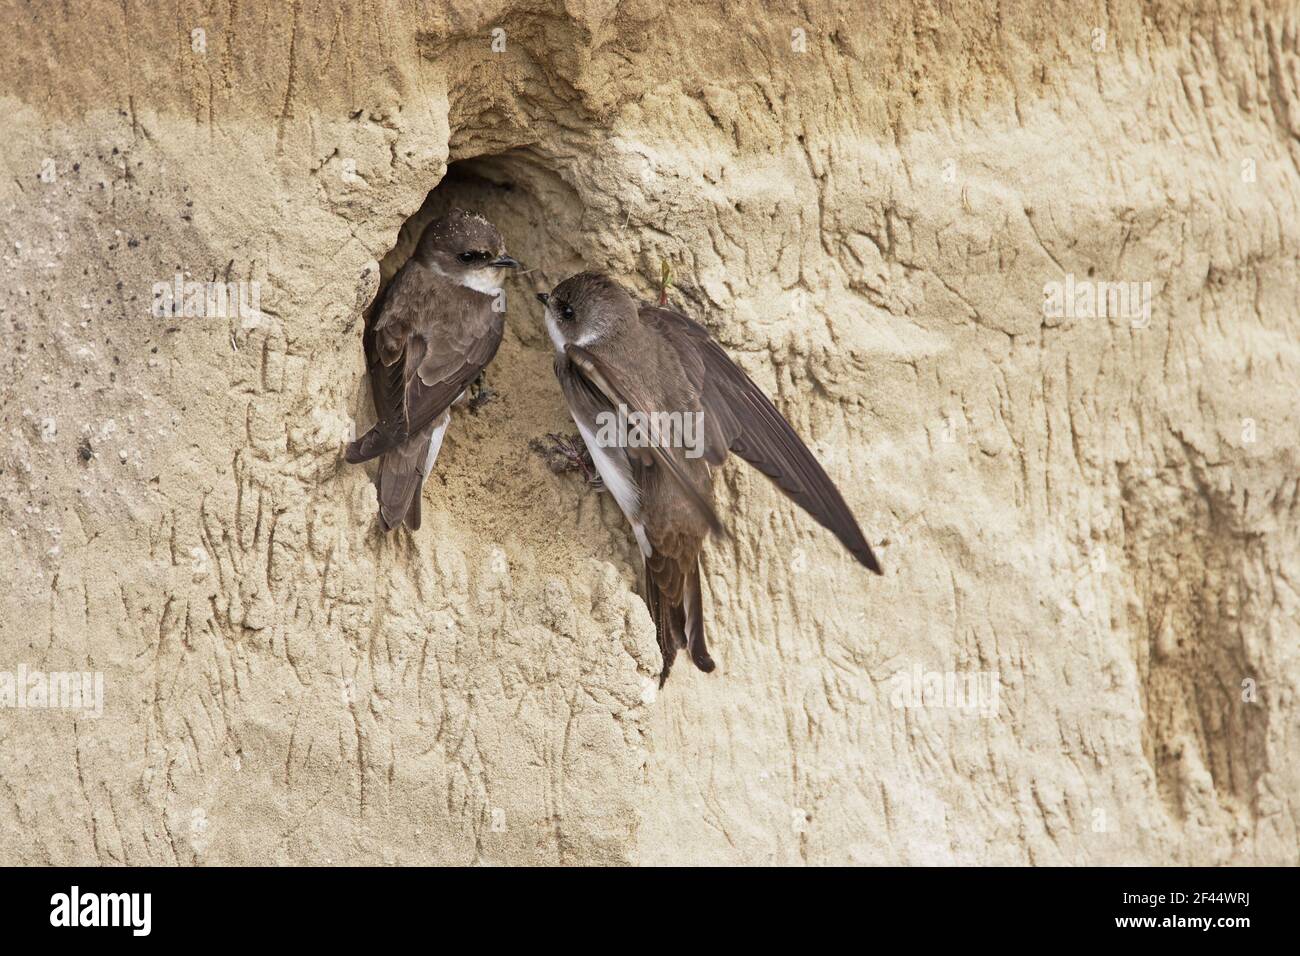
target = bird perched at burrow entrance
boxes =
[538,272,881,685]
[346,209,519,530]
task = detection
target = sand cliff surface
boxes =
[0,1,1297,865]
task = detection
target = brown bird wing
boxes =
[562,343,723,535]
[641,305,882,574]
[346,273,505,464]
[555,349,717,686]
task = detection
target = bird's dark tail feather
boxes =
[647,558,714,686]
[377,456,422,531]
[683,561,713,675]
[375,422,437,531]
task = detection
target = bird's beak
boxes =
[489,255,521,270]
[535,292,550,305]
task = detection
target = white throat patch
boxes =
[428,261,502,297]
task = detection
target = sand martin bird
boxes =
[539,272,881,685]
[346,209,519,530]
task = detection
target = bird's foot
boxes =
[529,432,604,490]
[467,372,495,413]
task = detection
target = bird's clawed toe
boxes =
[468,374,496,413]
[529,432,604,490]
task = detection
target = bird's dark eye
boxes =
[458,250,489,263]
[560,304,575,322]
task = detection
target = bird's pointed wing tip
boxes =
[345,435,383,464]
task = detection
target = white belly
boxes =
[419,410,452,477]
[573,416,651,557]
